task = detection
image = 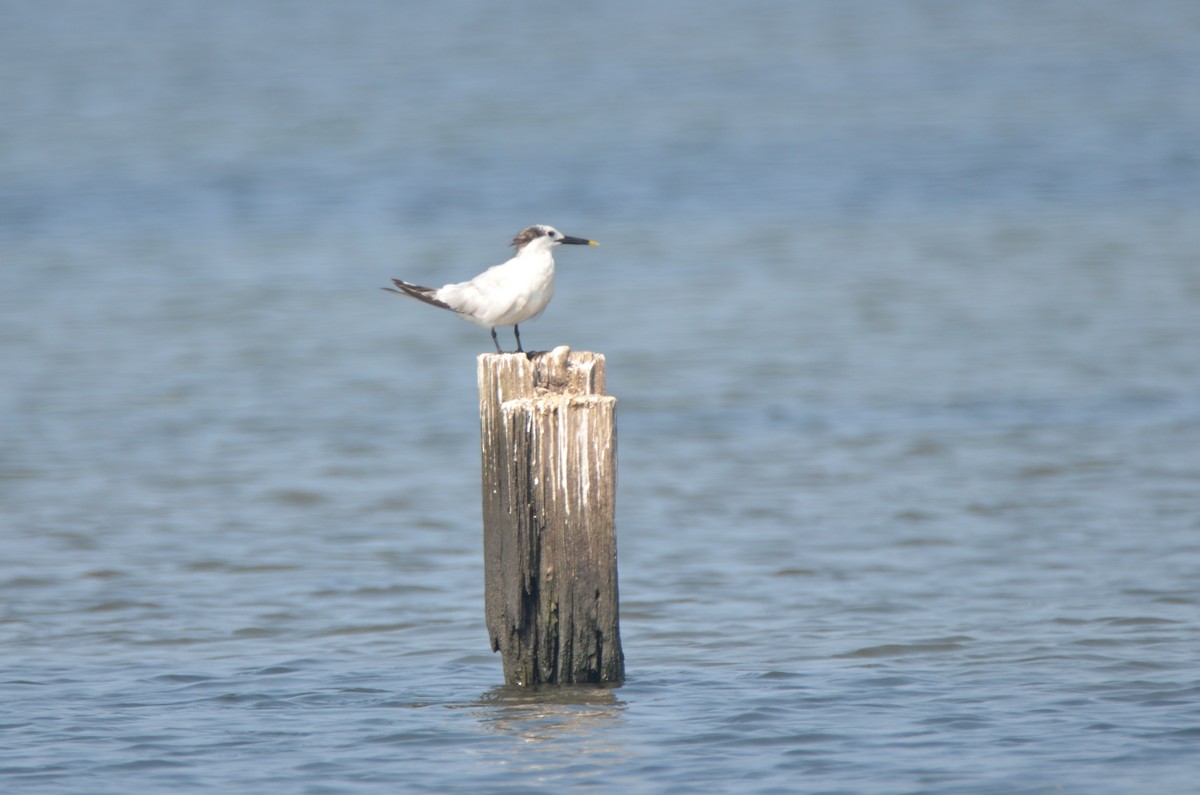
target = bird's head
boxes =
[511,225,599,253]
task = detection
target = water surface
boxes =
[2,2,1199,793]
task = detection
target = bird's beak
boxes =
[561,235,599,246]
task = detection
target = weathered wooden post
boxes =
[478,346,624,686]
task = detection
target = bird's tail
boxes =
[381,279,455,311]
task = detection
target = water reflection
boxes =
[472,683,626,744]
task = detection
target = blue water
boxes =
[3,2,1199,793]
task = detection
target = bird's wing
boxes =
[382,279,456,311]
[438,275,525,326]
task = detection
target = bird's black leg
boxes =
[513,324,525,353]
[490,327,503,354]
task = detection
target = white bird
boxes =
[383,224,598,354]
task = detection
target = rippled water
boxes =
[3,2,1199,793]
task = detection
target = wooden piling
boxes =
[478,346,624,686]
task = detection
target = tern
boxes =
[383,224,598,354]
